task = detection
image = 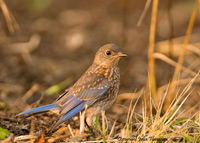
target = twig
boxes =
[79,111,85,136]
[108,120,116,139]
[30,116,35,143]
[101,111,106,142]
[14,135,37,142]
[21,84,39,104]
[154,53,197,76]
[0,0,19,34]
[137,0,152,26]
[68,124,74,137]
[147,0,159,99]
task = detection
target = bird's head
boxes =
[93,44,127,67]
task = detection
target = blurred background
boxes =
[0,0,200,123]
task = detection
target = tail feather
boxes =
[18,104,58,116]
[49,102,84,132]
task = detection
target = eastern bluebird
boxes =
[18,44,127,133]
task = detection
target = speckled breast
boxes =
[92,66,120,110]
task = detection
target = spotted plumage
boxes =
[18,44,127,132]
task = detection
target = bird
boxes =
[18,43,127,134]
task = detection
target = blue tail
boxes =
[49,102,84,132]
[18,104,58,116]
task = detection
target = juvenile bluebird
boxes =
[18,44,127,133]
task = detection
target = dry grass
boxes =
[165,0,199,111]
[147,0,159,99]
[0,0,19,34]
[120,73,200,142]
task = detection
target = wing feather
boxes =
[55,72,110,117]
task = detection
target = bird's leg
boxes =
[84,117,95,138]
[84,117,101,138]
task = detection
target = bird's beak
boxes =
[117,52,127,57]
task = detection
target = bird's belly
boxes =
[86,66,120,116]
[86,88,118,116]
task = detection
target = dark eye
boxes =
[106,51,111,56]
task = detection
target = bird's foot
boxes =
[85,119,101,138]
[89,125,101,136]
[85,126,101,138]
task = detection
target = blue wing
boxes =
[60,87,109,115]
[50,87,109,131]
[50,73,110,131]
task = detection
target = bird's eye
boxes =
[106,51,111,56]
